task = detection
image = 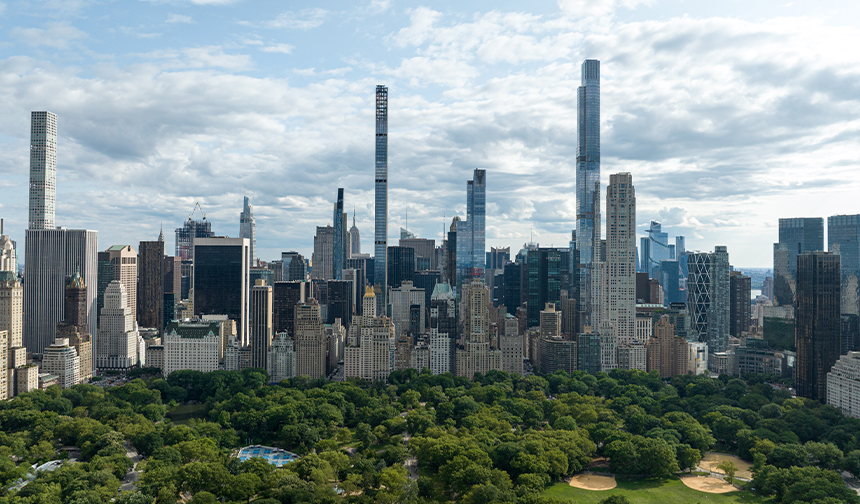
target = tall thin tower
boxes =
[576,59,600,325]
[239,196,257,267]
[605,173,636,346]
[374,85,388,311]
[29,111,57,230]
[333,188,346,280]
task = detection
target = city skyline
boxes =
[0,2,859,267]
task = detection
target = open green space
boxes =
[165,403,207,424]
[543,477,772,504]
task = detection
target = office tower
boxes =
[312,226,335,280]
[387,246,415,290]
[487,247,510,271]
[350,211,361,257]
[443,217,459,287]
[604,173,636,345]
[576,59,601,325]
[96,280,140,371]
[374,85,389,309]
[539,303,561,339]
[97,245,138,325]
[268,332,296,383]
[687,246,730,353]
[730,272,751,337]
[333,189,347,280]
[282,251,307,281]
[250,279,273,370]
[429,283,456,374]
[456,279,499,377]
[639,221,674,277]
[344,288,394,381]
[163,255,181,327]
[28,111,57,230]
[400,237,436,271]
[829,214,860,316]
[327,280,353,326]
[163,321,221,376]
[827,351,860,419]
[455,169,487,291]
[503,262,523,316]
[659,260,682,304]
[0,220,16,274]
[774,217,825,306]
[527,248,566,327]
[42,338,80,388]
[56,271,92,381]
[193,237,251,345]
[24,229,98,357]
[646,315,687,379]
[138,233,164,331]
[0,271,24,398]
[796,252,841,401]
[239,196,258,267]
[294,299,327,378]
[390,281,425,336]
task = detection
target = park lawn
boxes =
[166,403,208,424]
[543,476,772,504]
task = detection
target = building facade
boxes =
[138,234,164,331]
[193,237,251,345]
[294,300,327,378]
[97,281,140,371]
[268,332,296,383]
[250,279,273,369]
[827,351,860,419]
[374,85,389,309]
[239,196,257,267]
[604,173,636,345]
[576,59,601,326]
[796,252,841,401]
[28,111,57,231]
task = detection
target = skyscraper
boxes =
[282,251,307,281]
[97,245,138,324]
[456,279,499,378]
[455,169,487,293]
[774,217,825,306]
[687,246,730,353]
[796,252,841,401]
[138,233,164,331]
[333,188,346,280]
[0,220,17,274]
[387,246,415,290]
[56,270,93,381]
[96,280,140,371]
[273,281,306,337]
[374,85,388,311]
[193,237,251,345]
[250,279,273,370]
[576,59,601,325]
[730,272,751,337]
[429,283,457,375]
[240,196,257,267]
[605,173,636,345]
[28,111,57,231]
[350,211,361,257]
[24,229,98,357]
[312,226,335,280]
[294,299,327,378]
[829,214,860,316]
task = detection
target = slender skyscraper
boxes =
[605,173,636,346]
[333,188,346,280]
[28,111,57,230]
[576,60,600,324]
[374,86,388,311]
[468,169,486,280]
[796,252,841,401]
[240,196,257,267]
[350,210,361,257]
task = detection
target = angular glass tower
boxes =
[239,196,257,267]
[333,188,345,280]
[374,85,388,311]
[576,60,600,322]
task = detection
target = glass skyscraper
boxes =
[455,169,486,294]
[576,59,600,323]
[374,85,388,311]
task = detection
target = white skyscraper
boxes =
[240,196,257,267]
[28,111,57,231]
[605,173,637,346]
[96,280,139,371]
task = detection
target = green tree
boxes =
[598,496,631,504]
[717,460,737,484]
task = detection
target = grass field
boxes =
[544,476,772,504]
[167,403,207,424]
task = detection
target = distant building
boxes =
[163,321,221,376]
[456,280,500,378]
[250,280,273,370]
[390,281,425,336]
[774,217,824,307]
[618,342,646,371]
[146,345,164,372]
[312,226,335,280]
[294,300,327,378]
[687,342,708,375]
[646,315,687,379]
[429,283,457,375]
[605,173,636,345]
[344,288,393,381]
[539,303,561,339]
[56,270,93,381]
[687,246,730,353]
[730,272,751,337]
[97,245,138,325]
[282,252,307,282]
[273,281,306,338]
[138,233,165,331]
[193,237,251,345]
[97,280,140,371]
[827,351,860,419]
[387,246,415,290]
[239,196,258,267]
[501,315,523,375]
[538,337,577,375]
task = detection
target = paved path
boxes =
[120,442,143,492]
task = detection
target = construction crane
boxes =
[189,202,206,221]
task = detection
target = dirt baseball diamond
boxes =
[567,474,617,490]
[680,475,737,493]
[699,453,753,480]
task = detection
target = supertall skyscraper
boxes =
[796,252,841,401]
[374,85,388,311]
[455,169,487,293]
[605,173,636,345]
[333,188,346,280]
[576,59,601,324]
[240,196,257,267]
[28,111,57,230]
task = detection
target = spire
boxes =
[158,224,164,242]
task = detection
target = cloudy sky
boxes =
[1,0,859,268]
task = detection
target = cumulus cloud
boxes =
[10,22,86,49]
[265,8,328,30]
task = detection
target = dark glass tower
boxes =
[795,251,841,401]
[333,188,346,280]
[138,233,165,331]
[729,272,751,338]
[273,281,306,337]
[576,59,600,324]
[374,85,388,311]
[774,217,824,306]
[193,237,250,345]
[387,246,415,290]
